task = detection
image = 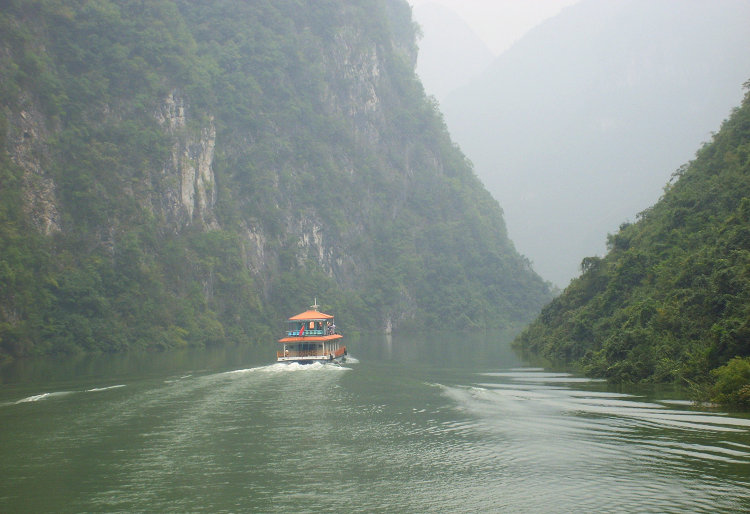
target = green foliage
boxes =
[710,357,750,407]
[515,84,750,404]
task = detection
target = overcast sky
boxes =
[407,0,582,55]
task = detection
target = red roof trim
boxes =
[287,310,334,321]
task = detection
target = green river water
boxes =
[1,334,749,512]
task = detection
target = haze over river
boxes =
[1,335,749,512]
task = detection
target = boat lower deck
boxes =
[276,345,347,363]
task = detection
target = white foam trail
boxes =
[14,391,74,404]
[86,385,126,393]
[164,374,193,384]
[3,385,126,407]
[225,361,351,375]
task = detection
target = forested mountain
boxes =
[442,0,750,287]
[0,0,551,360]
[515,84,750,405]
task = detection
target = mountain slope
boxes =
[0,0,551,359]
[442,0,750,286]
[514,83,750,395]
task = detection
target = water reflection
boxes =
[352,330,524,369]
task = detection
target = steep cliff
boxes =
[0,0,551,359]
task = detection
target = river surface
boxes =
[1,334,749,513]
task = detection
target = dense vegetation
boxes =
[515,83,750,406]
[0,0,551,361]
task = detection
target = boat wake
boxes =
[13,391,75,404]
[86,384,127,393]
[163,375,193,384]
[3,355,358,408]
[2,384,127,407]
[225,361,352,375]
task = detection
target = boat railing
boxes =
[286,329,327,337]
[277,349,329,358]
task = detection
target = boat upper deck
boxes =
[278,302,341,344]
[278,333,343,343]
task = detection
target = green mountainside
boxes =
[0,0,551,360]
[515,83,750,405]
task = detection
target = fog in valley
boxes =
[412,0,750,287]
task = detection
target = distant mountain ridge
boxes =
[0,0,551,359]
[442,0,750,287]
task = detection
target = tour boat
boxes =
[277,300,346,364]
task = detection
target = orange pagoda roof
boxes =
[287,309,334,321]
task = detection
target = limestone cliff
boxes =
[154,90,218,230]
[7,97,61,235]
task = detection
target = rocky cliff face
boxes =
[6,88,218,236]
[329,29,386,144]
[7,97,61,235]
[154,90,218,230]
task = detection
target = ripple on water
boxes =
[429,367,750,511]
